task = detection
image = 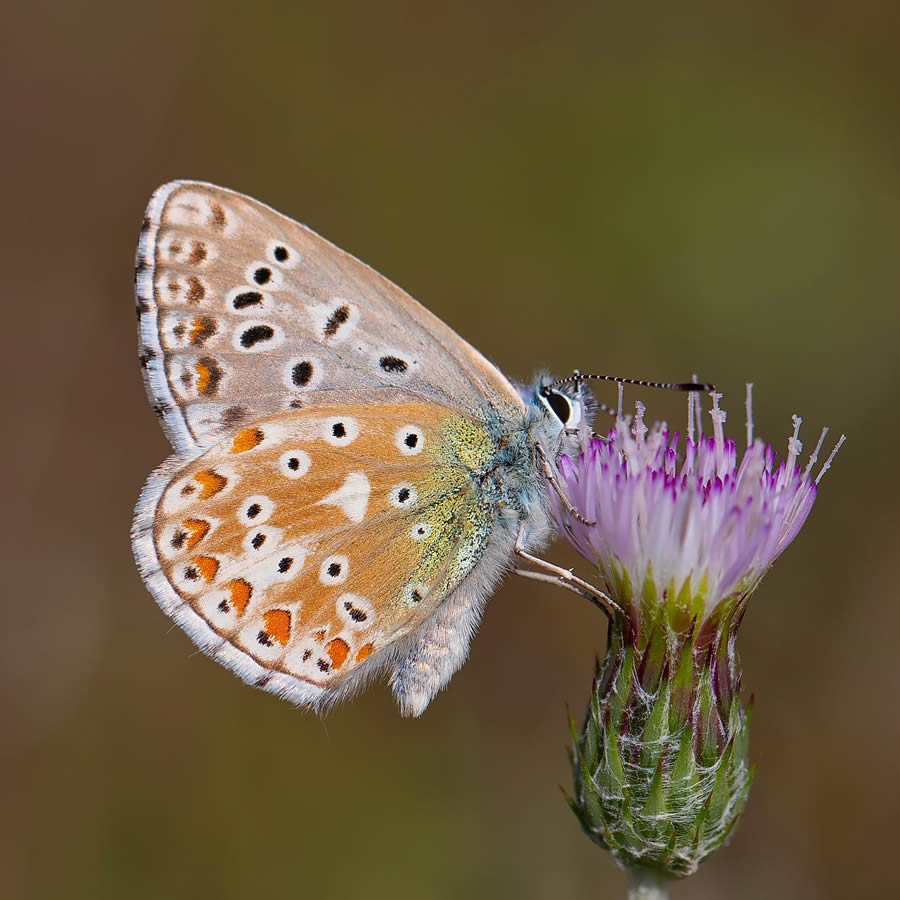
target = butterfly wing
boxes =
[136,181,523,455]
[132,401,500,710]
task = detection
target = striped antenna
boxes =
[548,372,716,393]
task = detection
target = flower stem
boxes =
[627,867,670,900]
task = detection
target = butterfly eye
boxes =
[396,425,425,456]
[319,555,349,585]
[545,390,572,423]
[389,483,418,509]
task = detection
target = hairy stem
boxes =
[627,867,670,900]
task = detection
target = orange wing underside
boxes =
[152,403,482,687]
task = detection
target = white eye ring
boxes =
[566,398,583,428]
[395,425,424,455]
[410,522,432,542]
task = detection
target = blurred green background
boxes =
[4,2,898,898]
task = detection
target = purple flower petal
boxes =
[551,389,843,624]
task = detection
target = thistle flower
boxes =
[558,386,843,890]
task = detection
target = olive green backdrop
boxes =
[4,2,898,898]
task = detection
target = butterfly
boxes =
[132,181,611,717]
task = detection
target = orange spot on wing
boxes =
[194,470,226,498]
[231,427,264,453]
[355,642,374,663]
[189,316,216,345]
[313,629,326,643]
[326,638,350,670]
[226,579,252,616]
[193,556,219,583]
[183,518,210,549]
[195,361,212,394]
[263,609,291,646]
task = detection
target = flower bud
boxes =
[558,388,843,878]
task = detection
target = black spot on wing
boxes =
[292,361,313,386]
[379,355,408,374]
[233,291,263,310]
[323,305,350,338]
[240,325,275,348]
[343,600,367,622]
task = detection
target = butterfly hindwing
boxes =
[136,181,523,455]
[132,401,497,709]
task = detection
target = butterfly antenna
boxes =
[549,372,716,393]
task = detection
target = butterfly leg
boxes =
[390,581,489,717]
[514,524,622,618]
[534,441,596,526]
[513,567,608,606]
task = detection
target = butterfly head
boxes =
[526,372,596,448]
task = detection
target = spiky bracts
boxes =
[569,607,752,877]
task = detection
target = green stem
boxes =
[627,867,670,900]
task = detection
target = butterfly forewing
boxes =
[133,402,493,706]
[136,181,523,454]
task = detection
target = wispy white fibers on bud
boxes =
[559,387,843,888]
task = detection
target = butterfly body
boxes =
[132,182,583,715]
